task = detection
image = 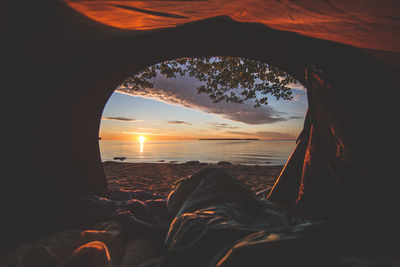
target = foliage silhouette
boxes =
[123,57,298,107]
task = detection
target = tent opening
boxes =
[98,56,308,195]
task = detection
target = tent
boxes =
[4,0,399,252]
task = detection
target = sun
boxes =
[138,135,146,142]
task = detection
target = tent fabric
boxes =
[165,167,346,267]
[66,0,400,53]
[267,66,399,243]
[5,0,400,252]
[268,67,356,218]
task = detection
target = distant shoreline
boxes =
[199,138,260,140]
[103,160,283,166]
[99,139,297,141]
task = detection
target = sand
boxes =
[103,161,283,196]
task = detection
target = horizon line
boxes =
[99,137,296,141]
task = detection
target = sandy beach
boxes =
[103,161,283,196]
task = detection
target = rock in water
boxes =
[184,161,200,165]
[113,157,126,161]
[217,161,232,166]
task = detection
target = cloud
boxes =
[226,130,297,140]
[206,122,239,130]
[287,82,306,91]
[288,116,303,119]
[102,116,137,122]
[167,120,192,125]
[291,90,307,102]
[117,75,291,125]
[115,131,160,135]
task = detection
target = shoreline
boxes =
[107,159,284,166]
[103,161,283,196]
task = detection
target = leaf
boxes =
[122,56,298,107]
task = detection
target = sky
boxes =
[99,66,308,141]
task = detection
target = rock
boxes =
[184,160,200,165]
[113,157,127,161]
[217,161,232,166]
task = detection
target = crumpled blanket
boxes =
[2,189,172,267]
[67,189,172,241]
[4,220,165,267]
[165,167,346,267]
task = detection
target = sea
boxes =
[99,140,295,166]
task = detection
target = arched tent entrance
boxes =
[4,0,399,249]
[99,55,307,165]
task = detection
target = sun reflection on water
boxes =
[138,135,146,153]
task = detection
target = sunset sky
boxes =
[99,73,308,141]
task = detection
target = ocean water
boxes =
[99,140,295,165]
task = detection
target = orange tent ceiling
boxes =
[66,0,400,52]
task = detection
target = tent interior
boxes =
[3,0,400,266]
